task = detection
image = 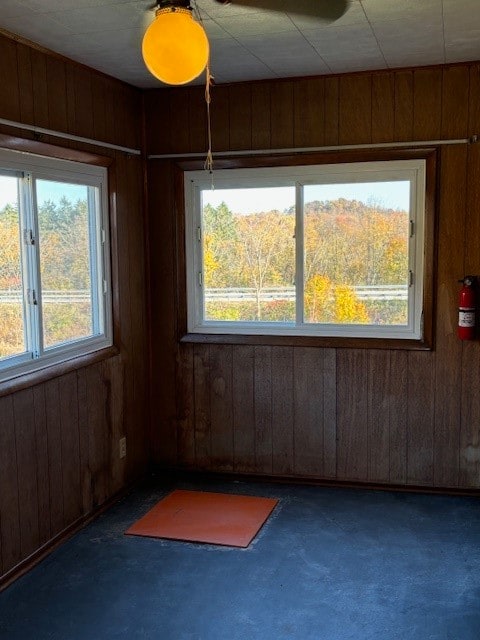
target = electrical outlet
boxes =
[119,437,127,459]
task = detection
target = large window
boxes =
[0,148,112,382]
[184,159,426,341]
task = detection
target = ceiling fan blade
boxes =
[213,0,350,21]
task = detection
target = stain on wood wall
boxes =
[145,63,480,490]
[0,34,148,581]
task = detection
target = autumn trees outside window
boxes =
[184,159,426,342]
[0,148,112,382]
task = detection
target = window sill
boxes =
[180,332,432,351]
[0,345,119,398]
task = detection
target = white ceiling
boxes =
[0,0,479,88]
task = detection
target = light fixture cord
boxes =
[191,0,214,187]
[204,63,214,187]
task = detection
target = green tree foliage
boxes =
[0,195,93,358]
[304,199,408,286]
[203,198,409,324]
[0,304,24,358]
[0,203,24,358]
[203,202,237,287]
[39,197,91,290]
[0,203,22,290]
[304,275,369,324]
[236,210,294,320]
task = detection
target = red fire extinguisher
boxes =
[458,276,476,340]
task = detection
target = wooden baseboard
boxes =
[150,466,480,498]
[0,476,145,592]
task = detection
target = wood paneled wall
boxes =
[0,34,148,582]
[145,63,480,490]
[1,35,479,584]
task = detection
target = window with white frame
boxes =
[0,148,112,382]
[184,159,426,340]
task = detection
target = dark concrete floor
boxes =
[1,476,479,640]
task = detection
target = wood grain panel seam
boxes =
[11,397,24,563]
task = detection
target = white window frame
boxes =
[0,148,112,383]
[184,159,426,341]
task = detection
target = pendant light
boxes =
[142,3,210,85]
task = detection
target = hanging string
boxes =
[191,1,214,187]
[204,63,214,187]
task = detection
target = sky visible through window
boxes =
[1,178,410,212]
[0,177,86,208]
[0,176,18,208]
[201,181,410,213]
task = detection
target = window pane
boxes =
[0,175,26,359]
[303,181,410,325]
[201,187,295,323]
[36,180,96,348]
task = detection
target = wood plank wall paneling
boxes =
[0,397,21,574]
[46,57,69,134]
[394,71,414,141]
[460,78,480,486]
[371,73,394,143]
[145,89,171,156]
[229,85,252,151]
[324,77,339,145]
[176,344,196,468]
[339,75,372,145]
[251,84,271,150]
[0,32,148,583]
[293,348,336,478]
[146,62,480,491]
[253,346,273,474]
[413,69,442,140]
[13,389,40,560]
[147,160,178,466]
[271,347,294,476]
[193,344,211,469]
[32,386,51,546]
[232,346,255,473]
[211,86,230,153]
[1,37,143,150]
[209,345,234,471]
[337,350,369,481]
[270,81,294,149]
[433,145,467,488]
[31,50,50,129]
[16,45,34,124]
[294,78,325,148]
[0,37,20,119]
[189,87,208,153]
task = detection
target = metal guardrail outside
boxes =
[0,285,408,305]
[0,290,90,303]
[204,285,408,302]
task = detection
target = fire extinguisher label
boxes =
[459,310,475,327]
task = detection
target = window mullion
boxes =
[24,174,43,358]
[88,186,101,335]
[295,182,304,326]
[195,186,205,328]
[17,173,34,358]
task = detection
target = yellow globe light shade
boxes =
[142,7,209,85]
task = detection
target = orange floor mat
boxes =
[125,490,278,548]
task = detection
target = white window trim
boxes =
[0,148,113,383]
[184,159,426,341]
